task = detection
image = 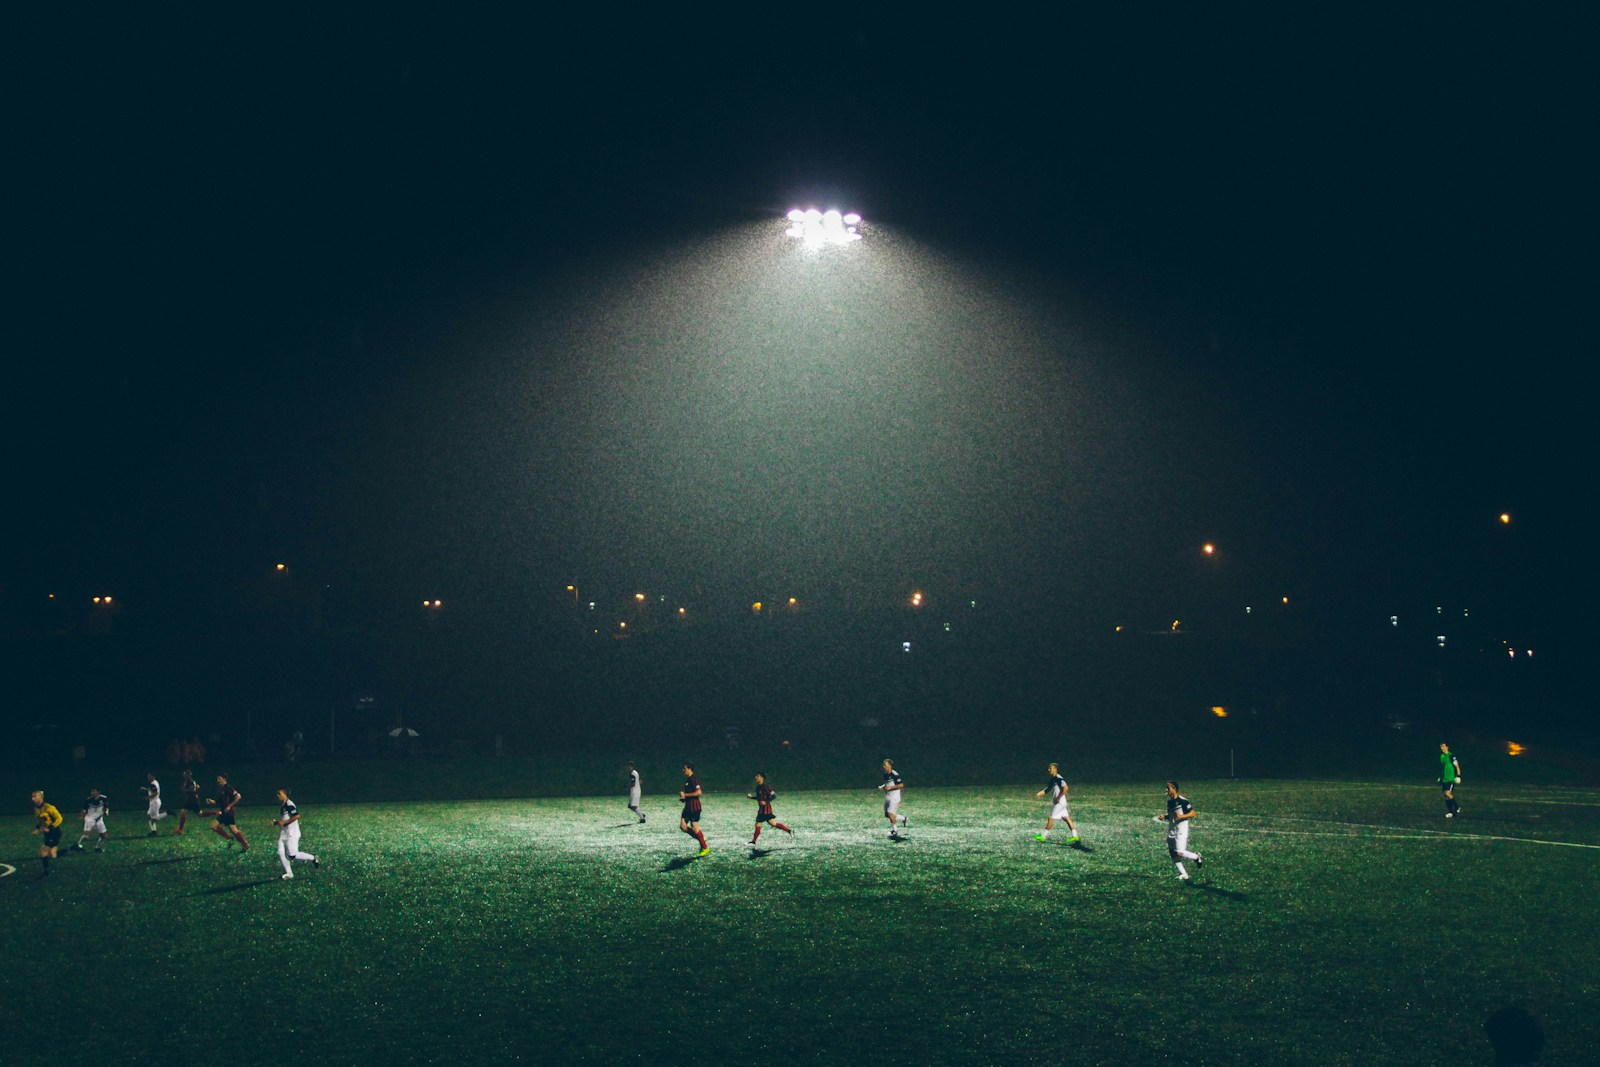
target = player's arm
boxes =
[1176,807,1195,822]
[227,792,242,813]
[1453,757,1462,780]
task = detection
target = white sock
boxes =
[1175,863,1189,878]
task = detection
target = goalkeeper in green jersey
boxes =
[1438,742,1462,818]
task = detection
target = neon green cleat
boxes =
[1032,834,1048,842]
[696,848,711,857]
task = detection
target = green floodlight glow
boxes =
[785,207,863,247]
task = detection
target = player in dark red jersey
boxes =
[746,772,794,845]
[206,774,250,852]
[677,762,709,856]
[173,769,202,834]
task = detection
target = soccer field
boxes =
[4,779,1595,1066]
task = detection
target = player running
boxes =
[1033,763,1082,846]
[73,788,111,852]
[746,772,793,845]
[31,790,64,877]
[878,759,909,840]
[207,774,250,852]
[271,789,320,880]
[141,772,170,836]
[677,763,710,856]
[1157,781,1203,882]
[1439,742,1463,819]
[625,762,645,824]
[173,770,202,834]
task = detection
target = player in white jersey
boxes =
[625,762,645,824]
[878,759,909,839]
[1032,763,1082,846]
[1158,781,1203,881]
[74,788,111,852]
[271,789,320,880]
[141,772,169,835]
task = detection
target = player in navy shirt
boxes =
[878,759,908,839]
[746,772,793,845]
[271,789,319,879]
[1159,781,1203,881]
[73,788,111,852]
[677,763,709,856]
[207,775,250,852]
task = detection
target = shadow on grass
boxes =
[138,855,201,866]
[659,856,700,873]
[195,878,280,895]
[1191,881,1249,902]
[746,848,774,859]
[605,822,642,830]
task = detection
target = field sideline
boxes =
[4,779,1596,1065]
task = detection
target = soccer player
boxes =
[173,769,202,834]
[878,759,909,839]
[31,791,64,877]
[141,771,169,836]
[270,789,320,880]
[746,772,793,845]
[207,774,249,852]
[73,788,111,852]
[1439,742,1463,819]
[677,762,709,856]
[625,762,645,824]
[1033,763,1082,845]
[1158,781,1203,882]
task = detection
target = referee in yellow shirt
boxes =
[31,790,64,877]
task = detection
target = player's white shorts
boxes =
[147,797,162,819]
[884,791,902,816]
[1050,799,1072,821]
[83,815,107,835]
[279,823,302,853]
[1168,821,1192,854]
[629,788,642,808]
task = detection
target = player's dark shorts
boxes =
[681,803,702,823]
[214,809,237,826]
[42,827,63,848]
[182,796,201,813]
[755,811,776,823]
[1441,781,1457,792]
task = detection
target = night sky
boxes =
[10,8,1589,636]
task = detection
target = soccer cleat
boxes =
[94,845,104,853]
[1194,854,1204,870]
[312,857,319,868]
[147,830,158,837]
[1033,834,1048,842]
[696,847,711,857]
[70,843,84,852]
[1444,812,1454,818]
[1178,873,1191,882]
[901,815,910,827]
[1067,836,1081,844]
[281,872,294,880]
[639,816,647,824]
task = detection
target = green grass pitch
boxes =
[4,779,1595,1065]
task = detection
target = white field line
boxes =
[0,863,14,878]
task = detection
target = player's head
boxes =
[182,770,194,782]
[624,761,634,771]
[1166,781,1180,798]
[31,790,43,805]
[754,771,765,784]
[1048,762,1059,775]
[682,761,694,774]
[1440,742,1450,753]
[882,758,894,771]
[146,771,156,781]
[89,787,101,797]
[276,788,290,802]
[1484,1006,1543,1064]
[216,774,229,786]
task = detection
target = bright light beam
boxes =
[785,207,863,247]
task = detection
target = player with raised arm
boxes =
[173,769,202,834]
[31,791,64,877]
[1157,781,1203,882]
[746,772,793,845]
[878,759,908,840]
[73,788,110,852]
[1032,763,1082,846]
[270,789,320,880]
[678,762,709,856]
[1439,742,1463,819]
[141,772,169,836]
[625,762,645,824]
[207,774,249,852]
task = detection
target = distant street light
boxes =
[785,208,863,247]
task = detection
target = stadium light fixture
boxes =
[785,207,863,247]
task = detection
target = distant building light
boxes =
[901,641,912,653]
[1436,635,1447,647]
[752,602,763,614]
[1390,616,1399,627]
[1203,543,1215,555]
[1211,706,1228,718]
[1245,606,1252,614]
[1281,597,1289,605]
[910,591,923,607]
[1500,512,1512,524]
[943,622,951,632]
[276,563,287,572]
[1506,741,1526,756]
[635,593,646,602]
